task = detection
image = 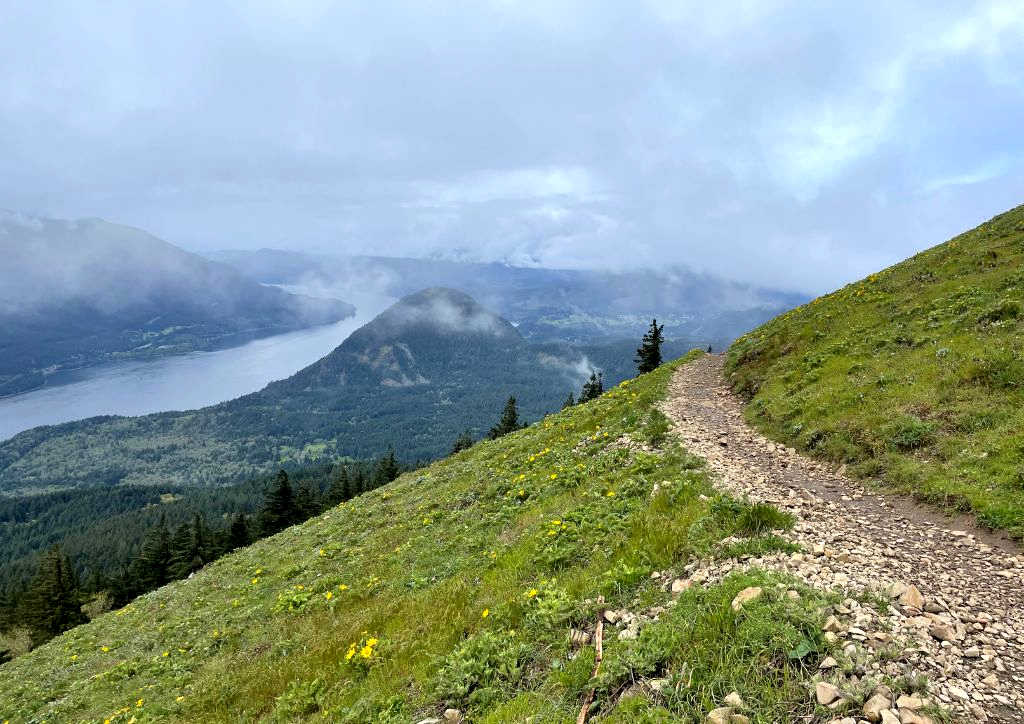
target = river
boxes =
[0,294,393,441]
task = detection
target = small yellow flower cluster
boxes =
[546,519,566,537]
[345,636,380,661]
[338,583,350,591]
[481,608,490,618]
[525,588,539,599]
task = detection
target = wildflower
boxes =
[319,549,326,556]
[338,583,349,591]
[325,591,333,600]
[549,473,557,480]
[345,644,357,661]
[101,646,110,652]
[526,588,539,598]
[162,651,169,657]
[137,698,144,708]
[551,519,561,525]
[359,644,373,659]
[481,608,489,618]
[251,577,260,585]
[176,696,185,703]
[367,637,378,646]
[70,654,78,661]
[606,490,616,497]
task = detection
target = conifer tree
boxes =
[22,545,86,645]
[450,429,475,455]
[295,482,320,520]
[635,318,665,374]
[373,449,400,488]
[352,468,367,495]
[579,372,604,402]
[259,469,298,536]
[227,513,250,551]
[167,523,195,580]
[324,466,350,507]
[134,515,171,590]
[561,392,575,409]
[0,646,10,665]
[488,396,523,439]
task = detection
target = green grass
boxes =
[726,202,1024,537]
[0,351,843,722]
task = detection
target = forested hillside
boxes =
[0,290,690,494]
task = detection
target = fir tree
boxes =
[295,482,320,520]
[227,513,250,551]
[167,523,195,580]
[450,429,475,455]
[134,515,171,590]
[579,372,604,402]
[22,545,86,645]
[352,468,367,496]
[635,318,665,374]
[561,392,575,409]
[372,449,400,488]
[0,646,11,665]
[488,396,523,439]
[259,469,298,537]
[324,467,350,507]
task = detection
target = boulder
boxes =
[731,586,763,612]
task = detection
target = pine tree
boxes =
[450,429,475,455]
[635,318,665,374]
[167,523,195,580]
[579,372,604,402]
[373,449,400,488]
[22,545,86,645]
[488,396,523,439]
[324,467,350,507]
[352,468,367,495]
[561,392,575,409]
[227,513,250,551]
[0,646,11,665]
[134,515,171,590]
[259,470,298,536]
[295,482,320,520]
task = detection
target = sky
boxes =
[1,1,1023,294]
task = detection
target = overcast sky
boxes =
[2,1,1022,294]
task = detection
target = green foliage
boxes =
[726,203,1024,537]
[635,318,666,374]
[432,631,533,710]
[274,677,326,719]
[488,396,524,439]
[579,371,604,402]
[641,409,672,448]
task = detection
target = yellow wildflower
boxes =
[482,608,489,618]
[137,698,144,708]
[162,651,169,657]
[526,588,539,598]
[359,644,373,658]
[550,473,557,479]
[339,583,349,591]
[325,591,333,600]
[101,646,110,652]
[251,577,260,585]
[606,490,615,497]
[345,644,356,661]
[176,696,185,703]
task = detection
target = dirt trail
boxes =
[662,354,1024,722]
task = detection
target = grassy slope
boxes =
[727,203,1024,536]
[0,352,845,723]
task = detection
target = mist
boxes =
[2,2,1022,295]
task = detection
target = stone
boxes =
[823,615,844,633]
[648,678,669,692]
[730,586,763,612]
[443,710,463,723]
[862,693,891,721]
[568,628,591,647]
[416,720,441,724]
[723,691,744,708]
[981,673,999,689]
[671,578,692,596]
[899,711,933,724]
[895,694,923,710]
[707,707,733,724]
[928,623,956,642]
[816,681,842,705]
[899,584,924,610]
[729,716,750,724]
[963,645,980,658]
[819,656,838,669]
[880,711,900,724]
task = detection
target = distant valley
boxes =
[0,213,355,397]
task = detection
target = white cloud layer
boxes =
[1,0,1023,293]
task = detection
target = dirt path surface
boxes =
[662,355,1024,723]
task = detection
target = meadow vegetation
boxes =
[0,351,844,723]
[726,203,1024,536]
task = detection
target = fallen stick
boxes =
[576,595,605,724]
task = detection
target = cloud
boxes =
[1,1,1023,295]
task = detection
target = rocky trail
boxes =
[661,354,1024,723]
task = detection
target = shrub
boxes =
[883,416,936,451]
[962,349,1024,389]
[432,631,533,710]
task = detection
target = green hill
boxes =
[0,353,850,722]
[727,203,1024,537]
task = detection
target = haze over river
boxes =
[0,294,393,441]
